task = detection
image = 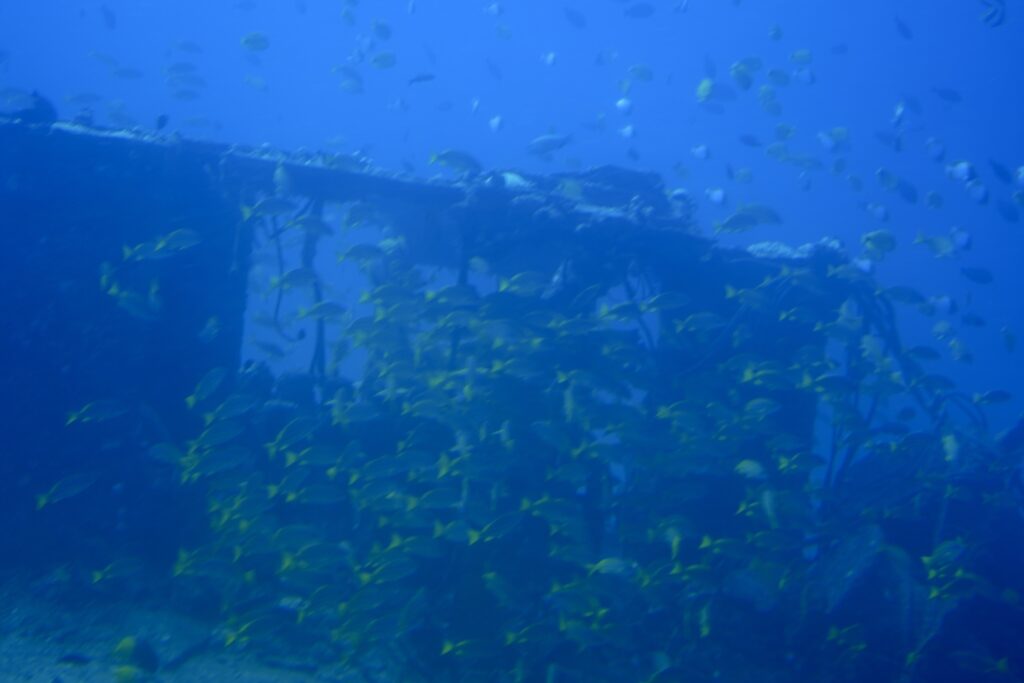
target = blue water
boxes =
[2,2,1024,681]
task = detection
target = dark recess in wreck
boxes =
[0,118,250,567]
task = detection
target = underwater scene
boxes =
[1,1,1024,682]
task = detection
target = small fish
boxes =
[158,228,201,251]
[66,400,128,426]
[644,292,690,312]
[628,64,654,82]
[371,52,397,69]
[186,367,228,409]
[714,212,758,234]
[108,281,161,320]
[241,32,270,52]
[950,227,972,251]
[193,419,245,451]
[736,203,782,224]
[851,258,874,274]
[792,67,816,85]
[485,59,503,81]
[588,557,637,576]
[875,130,903,153]
[624,3,655,19]
[112,67,144,79]
[930,86,963,104]
[337,66,364,93]
[790,49,813,65]
[57,653,92,666]
[876,167,898,190]
[88,50,119,68]
[1000,326,1016,353]
[974,389,1011,405]
[289,215,333,236]
[883,286,928,306]
[36,473,98,510]
[961,312,986,328]
[204,394,261,425]
[892,100,907,126]
[253,340,286,358]
[996,200,1020,223]
[65,92,103,106]
[675,312,726,334]
[942,433,960,462]
[197,317,220,344]
[147,443,184,465]
[980,0,1007,27]
[914,231,960,259]
[745,398,781,420]
[91,557,146,583]
[758,85,781,115]
[243,75,268,91]
[271,267,319,290]
[729,61,754,91]
[894,16,913,40]
[165,61,199,76]
[430,149,483,176]
[407,72,435,85]
[372,20,393,40]
[767,68,790,87]
[864,202,889,222]
[100,4,117,29]
[122,229,201,261]
[989,160,1014,185]
[960,267,994,285]
[862,229,897,255]
[896,179,919,204]
[928,295,958,316]
[563,7,587,28]
[946,160,975,181]
[926,137,946,162]
[966,179,988,204]
[298,300,347,321]
[695,78,714,103]
[527,133,572,156]
[249,197,297,218]
[731,167,754,183]
[735,459,766,479]
[818,127,848,152]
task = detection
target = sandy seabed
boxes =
[0,576,361,683]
